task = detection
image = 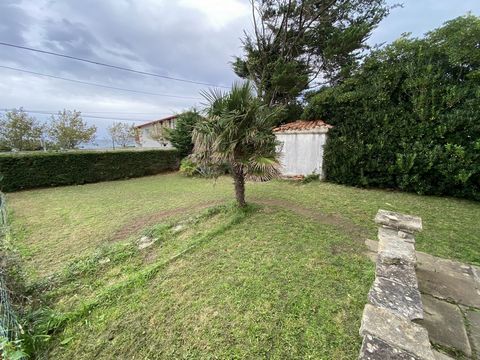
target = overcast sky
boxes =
[0,0,479,138]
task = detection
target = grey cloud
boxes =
[43,18,100,57]
[0,1,31,44]
[1,0,479,139]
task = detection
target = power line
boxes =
[64,111,170,115]
[0,108,155,122]
[0,65,202,100]
[1,109,171,116]
[0,41,230,88]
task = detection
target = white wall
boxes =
[276,130,328,177]
[137,127,173,149]
[136,120,176,149]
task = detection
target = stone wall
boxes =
[358,209,439,359]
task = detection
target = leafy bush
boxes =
[302,173,320,184]
[303,15,480,200]
[179,157,199,177]
[0,150,179,192]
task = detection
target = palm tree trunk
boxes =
[232,164,246,207]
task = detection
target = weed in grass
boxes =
[301,173,320,184]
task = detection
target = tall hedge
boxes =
[0,149,179,192]
[303,15,480,200]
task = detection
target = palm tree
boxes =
[192,82,282,207]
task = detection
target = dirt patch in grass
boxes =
[109,201,221,242]
[253,198,369,241]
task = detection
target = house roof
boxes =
[134,115,178,129]
[273,119,332,132]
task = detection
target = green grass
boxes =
[6,173,480,359]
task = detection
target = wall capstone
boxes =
[374,209,423,233]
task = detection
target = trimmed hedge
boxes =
[0,149,179,192]
[303,15,480,200]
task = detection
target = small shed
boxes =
[273,120,332,178]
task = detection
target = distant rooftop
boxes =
[135,115,177,129]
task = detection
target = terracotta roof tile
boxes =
[273,119,332,132]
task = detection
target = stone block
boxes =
[417,294,471,357]
[379,226,416,244]
[378,236,416,266]
[465,309,480,358]
[365,250,378,263]
[417,252,476,281]
[360,304,434,360]
[472,265,480,286]
[365,239,379,253]
[359,334,421,359]
[417,267,480,308]
[375,209,422,233]
[376,261,418,288]
[368,277,423,320]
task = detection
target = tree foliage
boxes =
[165,110,202,158]
[303,14,480,200]
[233,0,390,111]
[48,110,97,149]
[107,122,135,148]
[192,82,282,207]
[0,109,44,151]
[147,124,169,146]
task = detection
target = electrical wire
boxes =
[0,41,229,88]
[0,65,203,100]
[0,108,159,122]
[1,108,171,117]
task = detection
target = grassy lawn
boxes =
[6,173,480,359]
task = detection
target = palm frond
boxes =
[244,156,280,181]
[193,80,281,181]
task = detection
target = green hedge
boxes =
[0,149,179,192]
[303,15,480,200]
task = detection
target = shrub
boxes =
[301,173,320,184]
[303,15,480,200]
[0,150,179,192]
[179,157,199,177]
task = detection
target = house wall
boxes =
[275,130,328,177]
[136,120,176,149]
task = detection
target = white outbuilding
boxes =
[273,120,332,178]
